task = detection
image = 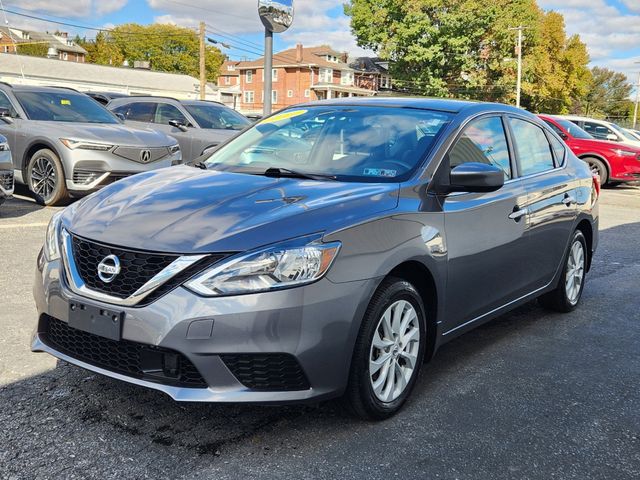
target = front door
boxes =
[440,115,532,333]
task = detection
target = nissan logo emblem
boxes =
[140,149,152,163]
[97,255,121,283]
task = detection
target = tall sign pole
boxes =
[258,0,294,116]
[509,26,525,108]
[633,68,640,129]
[199,21,206,100]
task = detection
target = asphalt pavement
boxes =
[0,184,638,480]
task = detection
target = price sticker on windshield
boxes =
[260,109,307,124]
[363,168,397,178]
[60,99,71,105]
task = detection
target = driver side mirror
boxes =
[448,163,504,193]
[0,107,13,124]
[169,119,189,132]
[114,112,126,122]
[606,133,619,142]
[558,131,568,140]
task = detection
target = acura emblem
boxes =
[140,149,152,163]
[97,255,121,283]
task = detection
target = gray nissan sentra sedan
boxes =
[32,98,599,419]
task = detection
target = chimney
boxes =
[295,43,303,63]
[340,52,348,63]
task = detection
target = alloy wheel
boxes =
[369,299,421,402]
[30,156,57,200]
[565,240,585,305]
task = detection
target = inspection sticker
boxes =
[363,168,397,177]
[60,99,71,105]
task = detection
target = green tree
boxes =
[78,31,125,66]
[575,67,633,120]
[109,24,223,81]
[15,42,48,57]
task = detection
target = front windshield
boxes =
[555,118,592,139]
[204,106,452,182]
[15,91,119,123]
[184,103,250,130]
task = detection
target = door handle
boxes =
[562,194,576,206]
[508,207,528,221]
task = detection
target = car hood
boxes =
[64,166,400,253]
[38,122,176,147]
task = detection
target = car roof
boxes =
[556,115,613,124]
[291,96,522,115]
[0,83,85,95]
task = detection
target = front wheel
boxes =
[539,230,587,312]
[27,149,68,206]
[344,277,427,420]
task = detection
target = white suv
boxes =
[557,115,640,148]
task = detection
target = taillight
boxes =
[592,174,600,199]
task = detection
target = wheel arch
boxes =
[578,153,611,178]
[575,218,594,272]
[385,260,439,361]
[22,140,64,178]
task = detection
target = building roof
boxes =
[348,57,389,74]
[237,45,351,70]
[220,60,241,76]
[0,54,212,94]
[0,27,86,54]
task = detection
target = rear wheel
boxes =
[344,277,427,420]
[539,230,587,312]
[583,157,608,185]
[27,149,68,206]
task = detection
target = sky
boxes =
[2,0,640,84]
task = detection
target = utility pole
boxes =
[633,66,640,129]
[199,21,206,100]
[263,29,273,115]
[509,26,525,108]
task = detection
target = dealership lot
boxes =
[0,185,639,479]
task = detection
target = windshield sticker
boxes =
[260,109,308,124]
[60,99,71,105]
[363,168,397,178]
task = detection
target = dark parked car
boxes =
[32,98,598,419]
[85,91,129,106]
[107,97,251,161]
[540,114,640,185]
[0,133,13,206]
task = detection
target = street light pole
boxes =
[263,28,273,116]
[633,69,640,129]
[509,26,525,108]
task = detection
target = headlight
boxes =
[611,148,637,157]
[44,211,63,261]
[169,144,181,155]
[60,138,113,151]
[185,236,341,296]
[0,142,9,151]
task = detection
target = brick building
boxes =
[224,44,383,114]
[0,27,86,62]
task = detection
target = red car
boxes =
[539,114,640,185]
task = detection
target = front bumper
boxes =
[32,257,377,403]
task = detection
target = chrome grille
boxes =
[0,170,13,191]
[113,146,169,164]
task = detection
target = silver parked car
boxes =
[0,133,13,206]
[32,98,599,419]
[0,84,181,206]
[107,97,250,161]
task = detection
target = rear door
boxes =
[507,116,578,290]
[442,115,532,332]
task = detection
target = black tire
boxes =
[583,157,608,185]
[539,230,587,313]
[344,277,427,420]
[26,149,69,206]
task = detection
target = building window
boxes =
[227,64,235,71]
[272,68,277,81]
[3,46,8,53]
[62,52,68,60]
[304,89,310,98]
[287,90,294,98]
[380,75,390,89]
[340,71,354,86]
[225,76,230,85]
[244,91,254,103]
[319,68,333,83]
[246,70,253,83]
[272,90,277,104]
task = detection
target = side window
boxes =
[543,120,565,138]
[155,103,188,125]
[509,118,555,176]
[548,134,566,166]
[123,102,156,122]
[448,116,512,179]
[0,92,18,117]
[584,122,615,141]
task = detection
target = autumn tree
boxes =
[15,42,48,57]
[575,67,633,120]
[78,32,124,66]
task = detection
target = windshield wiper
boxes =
[263,167,337,181]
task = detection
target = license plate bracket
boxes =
[68,301,123,341]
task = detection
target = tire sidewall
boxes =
[353,279,427,418]
[561,230,587,310]
[27,149,66,206]
[585,157,608,185]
